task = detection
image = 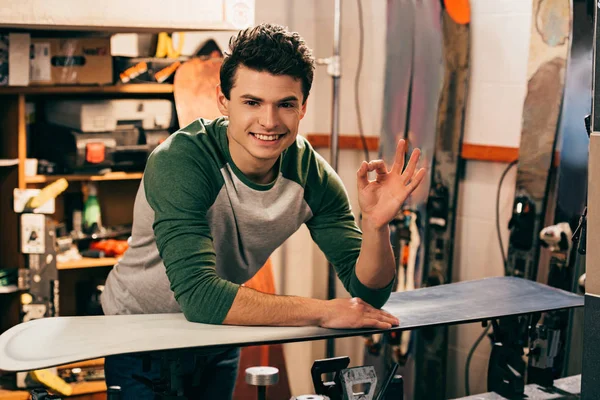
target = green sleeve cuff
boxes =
[211,282,241,324]
[179,280,241,324]
[348,269,395,309]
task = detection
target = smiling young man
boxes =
[101,23,425,399]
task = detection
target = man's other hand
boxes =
[319,297,400,329]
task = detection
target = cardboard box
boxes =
[0,33,31,86]
[30,37,112,85]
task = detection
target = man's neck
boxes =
[228,139,278,185]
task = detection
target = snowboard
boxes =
[415,0,471,398]
[0,277,583,373]
[534,0,592,383]
[506,0,571,282]
[499,0,571,390]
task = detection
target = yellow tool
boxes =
[30,369,73,396]
[155,32,185,58]
[24,178,68,211]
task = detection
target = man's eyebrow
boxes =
[240,94,263,101]
[239,94,299,103]
[278,96,299,103]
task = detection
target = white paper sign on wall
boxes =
[225,0,255,29]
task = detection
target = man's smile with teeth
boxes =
[251,132,284,141]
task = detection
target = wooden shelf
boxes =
[58,257,118,270]
[0,84,173,96]
[58,358,104,371]
[25,172,143,184]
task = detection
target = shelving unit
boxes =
[0,84,159,400]
[0,82,173,399]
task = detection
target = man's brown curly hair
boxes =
[220,23,315,104]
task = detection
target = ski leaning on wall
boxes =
[374,1,470,398]
[505,0,571,284]
[414,0,471,398]
[364,0,416,387]
[534,0,592,384]
[382,0,445,398]
[374,1,469,398]
[491,0,571,391]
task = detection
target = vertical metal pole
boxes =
[326,0,342,360]
[330,0,342,172]
[582,0,600,398]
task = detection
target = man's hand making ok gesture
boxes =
[357,139,426,230]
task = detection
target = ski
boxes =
[379,0,416,168]
[374,2,469,398]
[400,0,445,398]
[365,0,417,387]
[415,0,471,398]
[491,0,571,392]
[506,0,571,282]
[531,0,592,385]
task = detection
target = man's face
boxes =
[217,65,307,169]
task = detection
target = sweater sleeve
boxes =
[144,133,239,324]
[304,152,394,309]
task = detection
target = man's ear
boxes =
[216,84,229,116]
[299,96,308,120]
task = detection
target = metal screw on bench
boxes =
[245,366,279,400]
